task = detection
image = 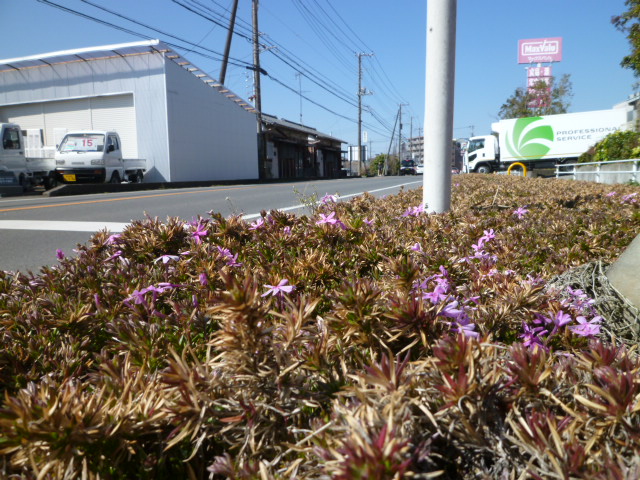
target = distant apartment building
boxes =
[408,136,424,163]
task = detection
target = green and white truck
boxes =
[464,108,630,174]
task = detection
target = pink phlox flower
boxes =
[128,289,148,305]
[56,249,65,260]
[465,295,481,304]
[155,254,180,264]
[217,246,242,267]
[606,191,617,197]
[316,212,346,229]
[520,322,548,350]
[451,320,480,339]
[283,226,292,235]
[190,222,208,244]
[471,241,485,254]
[549,310,572,335]
[513,206,529,219]
[225,253,242,267]
[363,218,374,225]
[320,193,339,204]
[412,279,429,291]
[199,272,208,286]
[401,205,424,217]
[480,229,495,243]
[433,276,450,292]
[621,192,638,204]
[106,234,123,245]
[570,315,602,337]
[105,250,123,262]
[316,211,338,225]
[127,283,179,305]
[249,218,265,230]
[262,279,295,298]
[411,242,422,252]
[439,300,469,322]
[423,285,449,304]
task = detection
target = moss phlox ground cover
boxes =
[0,175,639,479]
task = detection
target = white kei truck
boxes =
[54,130,146,184]
[0,124,146,189]
[464,108,629,174]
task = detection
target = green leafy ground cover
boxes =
[0,174,639,479]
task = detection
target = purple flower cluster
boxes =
[216,246,242,267]
[413,266,480,339]
[401,204,425,218]
[520,286,603,350]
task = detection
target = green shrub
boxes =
[580,130,640,163]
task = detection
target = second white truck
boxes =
[54,130,146,184]
[465,108,629,173]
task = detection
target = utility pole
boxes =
[296,72,303,124]
[410,116,414,160]
[398,103,408,163]
[252,0,265,176]
[423,0,457,213]
[219,0,239,85]
[357,52,373,176]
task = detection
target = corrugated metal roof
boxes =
[0,39,256,113]
[262,114,345,144]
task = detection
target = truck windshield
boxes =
[59,134,105,152]
[467,138,484,154]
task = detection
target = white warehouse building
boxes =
[0,39,259,183]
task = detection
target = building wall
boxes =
[164,60,258,182]
[0,53,171,182]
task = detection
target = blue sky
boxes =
[0,0,636,156]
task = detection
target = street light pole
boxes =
[423,0,457,214]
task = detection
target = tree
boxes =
[369,153,387,175]
[613,1,640,77]
[497,74,573,119]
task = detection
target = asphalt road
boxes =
[0,177,423,273]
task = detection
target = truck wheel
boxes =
[131,171,143,183]
[44,174,58,190]
[109,172,121,184]
[476,165,492,174]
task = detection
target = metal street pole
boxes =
[423,0,457,213]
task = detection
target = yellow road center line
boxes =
[0,185,260,213]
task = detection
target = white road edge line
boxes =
[0,181,421,231]
[0,221,129,232]
[240,181,420,220]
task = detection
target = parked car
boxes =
[416,163,424,175]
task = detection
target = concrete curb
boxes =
[41,176,361,198]
[606,234,640,309]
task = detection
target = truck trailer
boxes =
[464,108,630,173]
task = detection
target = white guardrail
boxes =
[555,159,640,184]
